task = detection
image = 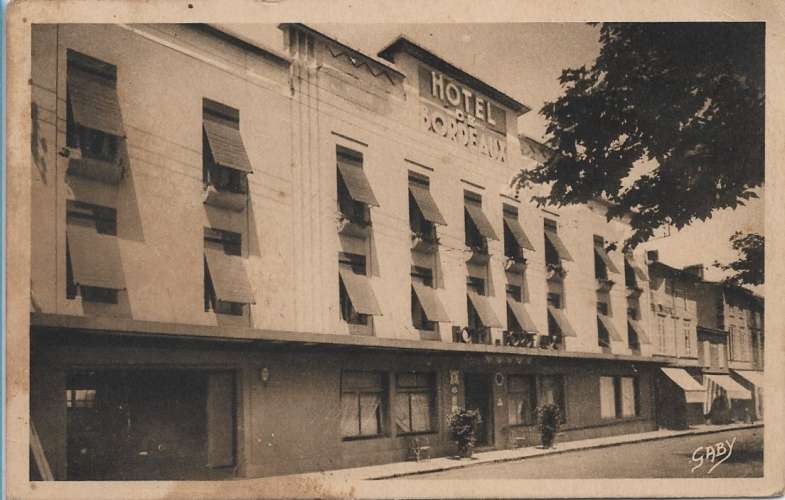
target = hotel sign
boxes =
[418,65,508,163]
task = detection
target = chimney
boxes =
[683,264,705,280]
[646,250,659,263]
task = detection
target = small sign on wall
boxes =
[449,370,460,385]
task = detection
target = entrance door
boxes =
[463,373,493,447]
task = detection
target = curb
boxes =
[366,423,764,480]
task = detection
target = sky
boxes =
[220,22,764,292]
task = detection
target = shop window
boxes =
[337,146,378,226]
[204,228,254,315]
[411,266,448,332]
[339,253,381,331]
[540,375,566,422]
[202,99,252,195]
[341,371,387,439]
[65,201,123,303]
[65,50,124,165]
[408,173,445,244]
[508,375,536,425]
[395,372,436,434]
[600,376,639,419]
[464,191,497,254]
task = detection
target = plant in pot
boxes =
[447,408,482,458]
[536,403,562,449]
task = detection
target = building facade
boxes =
[646,254,764,429]
[30,23,733,481]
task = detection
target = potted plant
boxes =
[447,408,482,458]
[536,403,562,449]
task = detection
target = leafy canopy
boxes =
[714,232,764,286]
[515,23,764,249]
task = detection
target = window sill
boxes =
[342,434,387,442]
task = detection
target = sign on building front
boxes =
[418,65,508,163]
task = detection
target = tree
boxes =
[714,232,764,286]
[514,23,764,249]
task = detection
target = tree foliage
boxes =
[714,232,764,286]
[514,23,764,249]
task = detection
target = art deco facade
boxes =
[28,23,762,480]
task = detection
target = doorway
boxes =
[463,373,493,447]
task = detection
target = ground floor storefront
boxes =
[30,328,659,480]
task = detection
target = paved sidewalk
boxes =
[292,421,763,482]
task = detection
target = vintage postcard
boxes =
[4,0,784,498]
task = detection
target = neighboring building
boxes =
[30,22,682,481]
[646,253,763,429]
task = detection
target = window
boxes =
[657,315,667,354]
[503,204,534,262]
[411,267,449,331]
[600,376,639,419]
[597,301,609,316]
[593,235,620,280]
[547,293,561,309]
[339,253,382,329]
[337,146,378,226]
[683,320,692,356]
[540,375,566,421]
[464,191,497,253]
[65,201,123,303]
[508,375,536,425]
[597,319,611,349]
[544,218,573,267]
[66,50,123,164]
[395,373,436,434]
[204,228,254,315]
[506,285,538,335]
[341,371,386,439]
[409,173,445,243]
[202,99,252,197]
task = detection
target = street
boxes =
[408,428,763,479]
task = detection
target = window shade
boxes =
[467,290,503,328]
[409,184,447,225]
[628,319,651,345]
[465,203,498,240]
[412,282,450,322]
[339,267,382,315]
[507,300,539,334]
[204,247,255,304]
[547,306,577,337]
[598,313,623,341]
[337,160,379,206]
[544,229,573,261]
[67,64,125,138]
[594,244,620,274]
[503,216,535,251]
[203,114,253,173]
[66,223,125,290]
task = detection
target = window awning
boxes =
[507,300,539,334]
[734,370,764,388]
[594,244,620,274]
[66,223,125,290]
[503,216,535,251]
[660,368,705,403]
[547,306,577,337]
[412,281,450,322]
[409,184,447,225]
[467,290,502,328]
[67,67,125,138]
[705,374,752,400]
[628,319,651,345]
[337,161,379,207]
[204,247,255,304]
[203,116,253,173]
[465,203,498,240]
[625,255,649,281]
[339,267,382,315]
[597,313,623,341]
[544,229,573,261]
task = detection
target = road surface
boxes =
[408,428,762,479]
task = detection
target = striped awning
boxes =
[705,374,752,401]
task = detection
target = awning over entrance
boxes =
[734,370,764,388]
[704,374,752,400]
[661,367,705,403]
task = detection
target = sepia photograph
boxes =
[4,1,784,498]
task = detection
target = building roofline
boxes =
[197,24,292,66]
[31,312,666,364]
[378,36,530,115]
[279,23,405,79]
